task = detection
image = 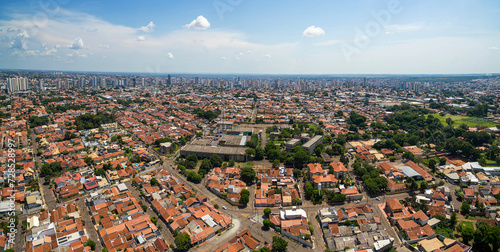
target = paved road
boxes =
[76,197,102,252]
[31,129,57,212]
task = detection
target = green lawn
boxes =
[431,114,497,128]
[460,221,474,230]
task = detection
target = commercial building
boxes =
[302,135,323,155]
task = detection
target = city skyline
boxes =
[0,0,499,74]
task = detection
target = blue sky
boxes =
[0,0,499,74]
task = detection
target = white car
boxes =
[355,200,360,204]
[375,197,380,201]
[222,206,227,210]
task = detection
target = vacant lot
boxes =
[431,114,497,128]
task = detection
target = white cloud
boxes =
[10,31,30,50]
[303,26,325,37]
[185,16,210,30]
[67,51,87,58]
[0,8,296,73]
[69,38,84,49]
[40,47,57,56]
[139,21,155,32]
[488,46,498,50]
[220,56,227,60]
[166,52,174,59]
[384,23,422,33]
[265,54,271,59]
[313,40,341,46]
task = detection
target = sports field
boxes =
[431,114,497,128]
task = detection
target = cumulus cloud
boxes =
[185,16,210,30]
[69,38,84,49]
[10,31,29,50]
[303,26,325,37]
[137,35,145,41]
[488,46,498,50]
[166,52,174,59]
[139,21,155,32]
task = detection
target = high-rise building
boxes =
[141,78,145,86]
[195,77,199,85]
[7,78,17,93]
[39,80,43,90]
[167,74,171,84]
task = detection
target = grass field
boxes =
[460,221,474,230]
[431,114,497,128]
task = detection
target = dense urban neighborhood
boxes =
[0,71,500,252]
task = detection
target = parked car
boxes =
[222,206,227,210]
[375,197,380,201]
[355,200,360,203]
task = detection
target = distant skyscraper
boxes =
[39,80,43,90]
[6,78,17,93]
[195,77,199,85]
[167,74,171,84]
[363,77,367,87]
[79,78,84,88]
[141,78,145,86]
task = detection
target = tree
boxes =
[151,178,159,187]
[239,189,250,205]
[450,212,457,227]
[446,117,454,126]
[151,216,158,224]
[420,181,428,191]
[255,146,265,160]
[264,208,272,217]
[186,154,198,164]
[84,156,94,166]
[199,159,212,175]
[428,158,437,172]
[246,148,256,158]
[461,201,470,215]
[305,183,314,197]
[263,219,272,228]
[294,150,310,168]
[271,236,288,252]
[228,159,235,167]
[293,169,302,178]
[240,167,256,184]
[439,157,447,166]
[461,225,474,245]
[87,238,96,250]
[402,151,415,161]
[210,154,223,167]
[332,193,346,202]
[174,233,191,251]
